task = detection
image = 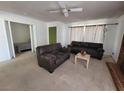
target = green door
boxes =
[49,27,57,44]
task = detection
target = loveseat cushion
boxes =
[38,43,62,55]
[51,43,62,50]
[41,54,56,62]
[38,45,52,54]
[55,53,69,64]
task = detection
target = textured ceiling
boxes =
[0,1,124,23]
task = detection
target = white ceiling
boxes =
[0,1,124,23]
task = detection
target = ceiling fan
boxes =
[49,2,83,17]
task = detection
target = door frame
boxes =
[5,20,35,59]
[5,21,15,58]
[29,24,35,53]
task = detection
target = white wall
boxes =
[112,14,124,62]
[35,22,47,47]
[0,11,47,62]
[11,22,30,43]
[103,25,117,55]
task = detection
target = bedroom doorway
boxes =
[5,21,34,59]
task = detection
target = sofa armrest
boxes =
[68,45,72,48]
[37,53,56,71]
[97,48,104,53]
[41,54,56,65]
[68,45,73,52]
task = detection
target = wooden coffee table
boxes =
[75,53,90,69]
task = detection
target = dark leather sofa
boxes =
[68,41,104,60]
[36,43,70,73]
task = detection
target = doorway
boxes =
[5,21,34,59]
[49,27,57,44]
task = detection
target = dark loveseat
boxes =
[68,41,104,60]
[36,43,70,73]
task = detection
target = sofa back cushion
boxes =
[71,41,103,49]
[37,43,62,55]
[86,42,103,49]
[80,42,89,47]
[71,41,81,46]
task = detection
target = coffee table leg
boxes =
[75,56,77,64]
[86,59,89,69]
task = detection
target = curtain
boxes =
[70,25,105,43]
[70,27,84,42]
[84,25,104,43]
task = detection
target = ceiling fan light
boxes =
[64,12,69,17]
[62,8,69,17]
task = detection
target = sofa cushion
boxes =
[80,42,89,47]
[71,41,81,46]
[71,46,82,50]
[87,42,103,49]
[85,48,97,56]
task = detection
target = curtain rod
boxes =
[69,23,118,28]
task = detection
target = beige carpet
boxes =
[0,51,116,91]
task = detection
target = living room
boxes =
[0,0,124,91]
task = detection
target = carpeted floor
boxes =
[0,51,116,91]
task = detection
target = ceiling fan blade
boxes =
[49,10,60,13]
[58,1,69,17]
[69,8,83,12]
[58,1,66,9]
